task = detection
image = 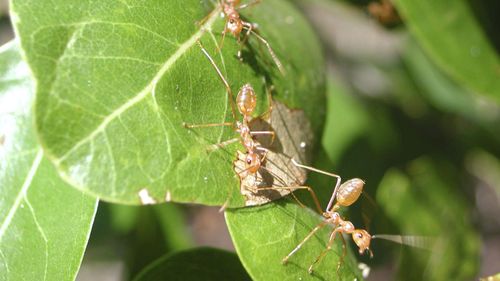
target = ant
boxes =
[282,159,373,274]
[281,160,434,274]
[201,0,285,75]
[184,40,274,178]
[184,40,319,208]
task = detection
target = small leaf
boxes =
[225,201,361,281]
[11,0,325,206]
[132,247,251,281]
[393,0,500,103]
[0,42,98,280]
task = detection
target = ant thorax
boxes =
[235,121,254,149]
[323,211,341,223]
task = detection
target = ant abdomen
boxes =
[336,178,365,207]
[236,84,257,115]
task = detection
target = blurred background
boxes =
[2,0,499,280]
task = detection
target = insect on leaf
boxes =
[225,201,362,281]
[11,0,325,207]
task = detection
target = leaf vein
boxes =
[54,9,221,165]
[24,195,49,281]
[0,150,43,241]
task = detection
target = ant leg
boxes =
[183,121,233,129]
[291,159,342,212]
[250,131,275,144]
[247,29,286,75]
[255,185,323,215]
[237,164,257,179]
[196,0,223,26]
[282,221,328,264]
[206,137,240,152]
[308,229,340,274]
[198,40,238,121]
[256,84,275,120]
[255,85,276,144]
[238,22,253,59]
[250,131,274,136]
[237,0,261,10]
[216,29,227,54]
[336,233,347,273]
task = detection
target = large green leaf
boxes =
[0,41,98,280]
[11,0,325,206]
[376,157,479,281]
[132,247,251,281]
[226,200,361,281]
[393,0,500,103]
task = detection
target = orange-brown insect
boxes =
[184,41,273,176]
[282,160,435,274]
[184,41,319,209]
[282,160,373,274]
[209,0,286,74]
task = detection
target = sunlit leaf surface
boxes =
[0,42,98,281]
[11,0,325,206]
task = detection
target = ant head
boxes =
[245,152,261,174]
[336,178,365,207]
[236,84,257,116]
[226,12,243,36]
[352,229,372,257]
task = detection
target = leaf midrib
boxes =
[54,8,221,164]
[0,149,43,241]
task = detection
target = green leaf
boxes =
[11,0,325,206]
[376,157,479,281]
[404,41,500,128]
[225,201,361,281]
[152,204,193,251]
[321,78,370,164]
[393,0,500,103]
[132,247,251,281]
[0,41,98,280]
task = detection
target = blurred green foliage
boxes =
[83,0,499,279]
[2,0,499,279]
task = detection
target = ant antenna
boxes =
[197,40,238,123]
